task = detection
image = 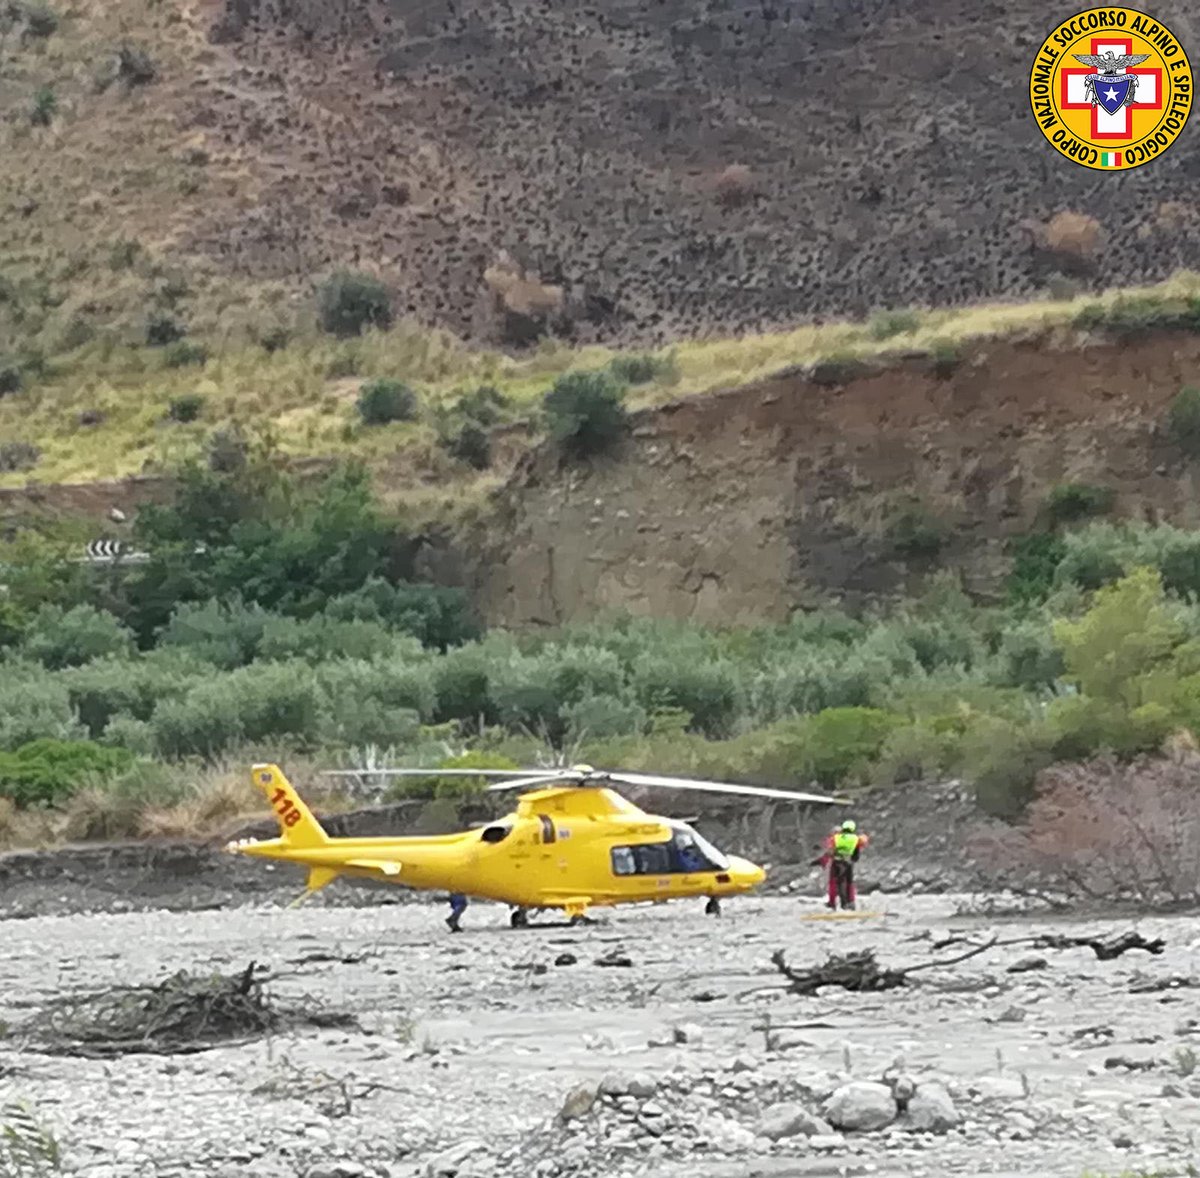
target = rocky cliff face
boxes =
[466,328,1200,625]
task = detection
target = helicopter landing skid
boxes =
[503,905,601,929]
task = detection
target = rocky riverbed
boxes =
[2,891,1198,1178]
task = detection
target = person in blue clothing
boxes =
[447,892,467,932]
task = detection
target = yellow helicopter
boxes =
[225,762,850,930]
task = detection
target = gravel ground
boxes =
[2,890,1199,1178]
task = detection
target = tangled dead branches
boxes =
[769,939,997,996]
[17,963,357,1058]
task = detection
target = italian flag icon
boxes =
[1100,151,1124,167]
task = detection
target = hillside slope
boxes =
[2,0,1199,366]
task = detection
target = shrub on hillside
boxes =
[0,441,40,472]
[357,379,418,426]
[63,657,177,739]
[0,362,21,396]
[145,313,184,346]
[62,761,186,842]
[166,393,205,423]
[1044,482,1115,525]
[442,421,491,469]
[163,342,208,369]
[562,694,648,742]
[258,614,396,664]
[543,370,628,458]
[115,42,157,88]
[324,578,479,651]
[607,353,676,385]
[633,656,742,739]
[29,85,56,126]
[20,605,135,670]
[22,3,60,38]
[388,751,524,801]
[0,676,86,750]
[886,504,945,559]
[319,698,421,751]
[0,739,135,809]
[868,308,921,340]
[1052,566,1183,708]
[317,271,393,338]
[1005,532,1067,604]
[431,649,496,727]
[1166,386,1200,456]
[315,659,437,723]
[1160,534,1200,599]
[794,707,900,786]
[149,681,245,761]
[157,598,271,669]
[964,715,1055,820]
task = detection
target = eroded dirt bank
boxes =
[2,895,1198,1178]
[466,328,1200,626]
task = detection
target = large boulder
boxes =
[822,1081,898,1131]
[904,1082,961,1133]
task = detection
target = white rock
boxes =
[560,1083,598,1121]
[810,1134,848,1151]
[968,1076,1027,1103]
[823,1082,899,1131]
[758,1101,834,1141]
[905,1082,961,1133]
[423,1142,490,1178]
[766,1029,811,1052]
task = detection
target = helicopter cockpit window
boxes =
[479,824,511,844]
[611,846,636,875]
[670,825,731,872]
[633,842,671,874]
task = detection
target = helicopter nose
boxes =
[728,856,766,888]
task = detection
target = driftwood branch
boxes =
[931,930,1165,960]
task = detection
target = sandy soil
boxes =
[2,889,1198,1178]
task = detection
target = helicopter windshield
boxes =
[670,823,731,871]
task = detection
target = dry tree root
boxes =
[770,949,908,995]
[17,962,358,1058]
[770,939,997,996]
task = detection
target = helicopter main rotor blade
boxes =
[321,768,564,779]
[603,771,851,806]
[485,771,586,792]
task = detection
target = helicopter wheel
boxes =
[705,897,721,917]
[510,908,529,929]
[568,913,594,927]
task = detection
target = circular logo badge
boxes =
[1030,7,1193,171]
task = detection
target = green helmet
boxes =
[841,819,857,832]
